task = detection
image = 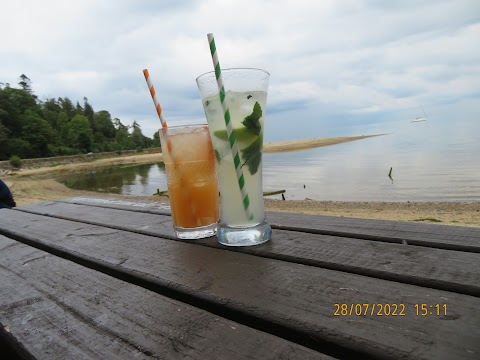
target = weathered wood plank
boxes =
[0,235,329,360]
[58,197,480,252]
[16,202,480,297]
[19,201,176,238]
[1,212,479,359]
[62,196,172,215]
[267,211,480,252]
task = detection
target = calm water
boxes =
[59,117,480,202]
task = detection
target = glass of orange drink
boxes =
[159,124,219,239]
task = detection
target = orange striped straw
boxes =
[143,69,168,128]
[142,69,201,226]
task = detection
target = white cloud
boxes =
[0,0,478,138]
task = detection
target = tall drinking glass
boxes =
[196,68,272,246]
[159,124,219,239]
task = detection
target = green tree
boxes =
[94,110,115,139]
[83,97,95,131]
[19,110,54,157]
[59,97,75,119]
[67,114,93,152]
[0,84,37,134]
[142,135,154,148]
[5,138,32,159]
[42,98,63,128]
[56,112,70,145]
[0,121,8,143]
[43,98,62,112]
[1,75,159,159]
[0,118,9,159]
[113,118,132,150]
[18,74,32,93]
[43,109,59,132]
[152,131,161,148]
[75,101,83,116]
[18,74,38,102]
[131,120,144,149]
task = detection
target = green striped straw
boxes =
[207,33,253,220]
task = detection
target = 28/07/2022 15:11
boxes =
[333,303,448,317]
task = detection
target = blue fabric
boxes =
[0,179,16,208]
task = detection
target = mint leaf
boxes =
[215,149,221,164]
[241,135,262,175]
[241,102,262,136]
[247,95,252,99]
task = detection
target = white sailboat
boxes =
[410,106,428,122]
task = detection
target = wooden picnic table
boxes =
[0,196,479,359]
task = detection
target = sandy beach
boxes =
[2,134,479,227]
[263,133,386,153]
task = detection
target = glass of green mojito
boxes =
[196,68,272,246]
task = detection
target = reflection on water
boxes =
[59,162,167,196]
[263,118,480,201]
[59,118,480,202]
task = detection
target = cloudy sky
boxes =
[1,0,479,140]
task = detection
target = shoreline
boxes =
[2,134,479,227]
[4,178,479,228]
[264,133,387,153]
[264,199,479,227]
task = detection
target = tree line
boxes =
[0,74,160,161]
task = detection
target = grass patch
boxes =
[413,218,443,223]
[48,162,66,167]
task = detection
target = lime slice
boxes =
[213,127,259,143]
